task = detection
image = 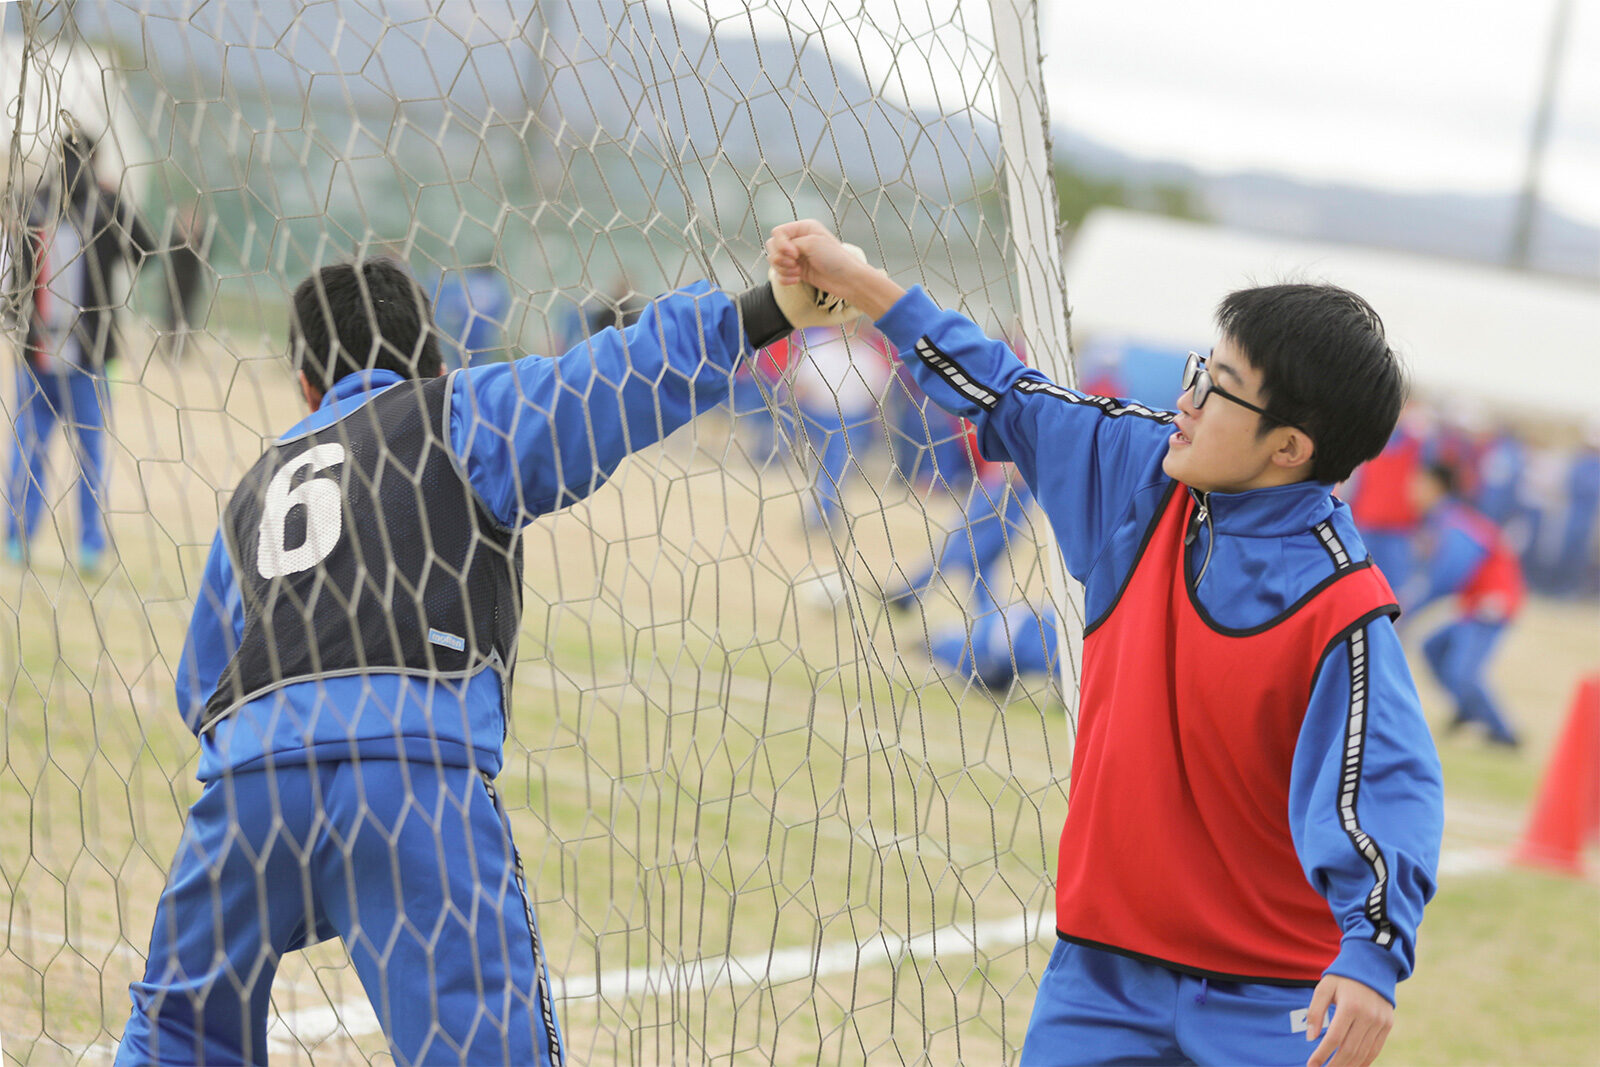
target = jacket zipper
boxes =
[1185,489,1215,587]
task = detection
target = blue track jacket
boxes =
[1407,502,1496,614]
[178,282,746,781]
[878,287,1443,1004]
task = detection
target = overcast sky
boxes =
[687,0,1598,229]
[1041,0,1599,227]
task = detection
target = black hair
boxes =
[1216,283,1406,484]
[1422,459,1459,498]
[290,258,442,393]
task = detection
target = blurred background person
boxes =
[1406,460,1526,747]
[886,361,972,495]
[1549,431,1600,598]
[1425,407,1484,499]
[884,422,1032,616]
[727,333,793,468]
[429,258,511,370]
[158,201,213,360]
[557,277,649,352]
[1345,411,1426,591]
[585,278,648,337]
[1472,421,1528,528]
[1517,437,1573,595]
[787,324,891,530]
[907,462,1057,692]
[925,599,1059,690]
[5,132,157,572]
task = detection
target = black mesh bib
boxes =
[202,375,523,731]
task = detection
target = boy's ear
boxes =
[298,370,324,412]
[1273,427,1316,473]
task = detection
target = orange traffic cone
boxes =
[1513,673,1600,876]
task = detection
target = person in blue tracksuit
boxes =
[926,598,1060,689]
[1472,426,1525,527]
[115,256,831,1065]
[886,456,1034,616]
[1553,443,1600,597]
[429,263,511,369]
[886,362,973,492]
[1406,461,1526,746]
[891,468,1057,689]
[768,221,1442,1067]
[5,132,157,572]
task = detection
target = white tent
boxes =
[1062,208,1600,425]
[0,27,149,194]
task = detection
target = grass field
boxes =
[2,340,1596,1066]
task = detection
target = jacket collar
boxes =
[1188,478,1336,537]
[318,369,406,411]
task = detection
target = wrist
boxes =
[737,281,792,350]
[1325,938,1402,1006]
[852,271,908,320]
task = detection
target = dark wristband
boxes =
[738,281,793,350]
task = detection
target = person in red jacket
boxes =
[1406,461,1525,746]
[1345,420,1424,590]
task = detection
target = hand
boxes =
[1306,974,1393,1067]
[766,220,906,320]
[765,238,870,329]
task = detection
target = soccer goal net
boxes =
[0,1,1076,1062]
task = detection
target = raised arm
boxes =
[450,280,791,527]
[767,220,1176,581]
[1401,517,1487,615]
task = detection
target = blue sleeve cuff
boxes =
[1324,936,1404,1006]
[875,285,943,354]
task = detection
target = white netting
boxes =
[0,1,1076,1062]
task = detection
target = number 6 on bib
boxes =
[256,443,347,579]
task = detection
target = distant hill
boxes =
[87,0,1598,282]
[1053,131,1599,281]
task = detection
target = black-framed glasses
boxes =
[1182,351,1305,433]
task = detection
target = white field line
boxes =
[5,791,1532,1051]
[259,798,1537,1045]
[273,829,1524,1042]
[0,921,368,1058]
[551,909,1050,1003]
[267,910,1052,1046]
[265,998,375,1055]
[1436,846,1509,877]
[1444,798,1525,838]
[0,1036,118,1066]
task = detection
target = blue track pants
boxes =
[1421,617,1517,743]
[115,760,564,1066]
[5,362,110,555]
[1021,941,1327,1066]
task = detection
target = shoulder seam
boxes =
[1314,520,1354,571]
[440,369,521,535]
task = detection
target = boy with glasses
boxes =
[766,220,1443,1067]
